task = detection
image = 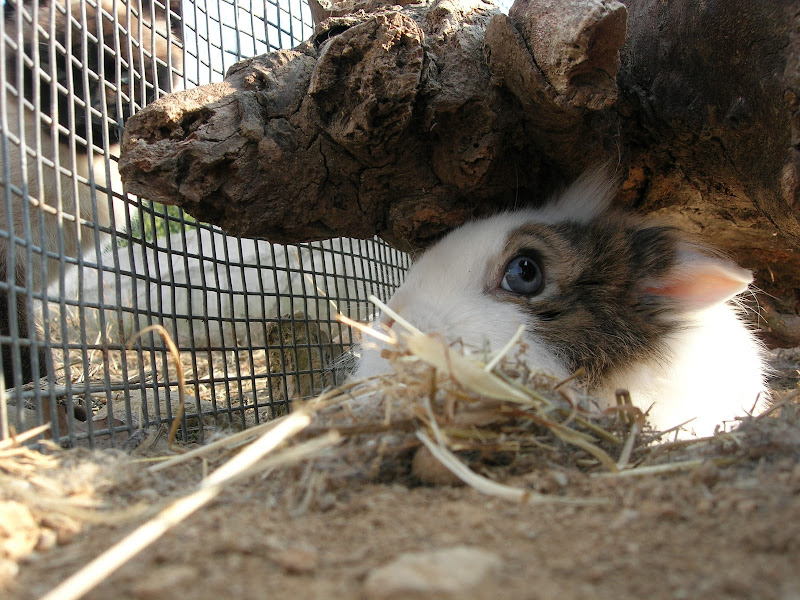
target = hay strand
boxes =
[39,411,312,600]
[0,422,52,450]
[416,430,604,505]
[127,325,186,449]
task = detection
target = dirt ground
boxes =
[2,349,800,600]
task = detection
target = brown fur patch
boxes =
[487,212,688,386]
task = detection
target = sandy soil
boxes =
[2,350,800,600]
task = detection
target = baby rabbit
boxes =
[356,170,768,437]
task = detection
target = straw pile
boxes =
[3,297,799,600]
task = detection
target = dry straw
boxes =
[38,412,321,600]
[32,296,776,600]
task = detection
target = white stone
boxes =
[363,545,502,600]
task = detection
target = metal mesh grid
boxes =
[182,0,314,86]
[0,0,410,448]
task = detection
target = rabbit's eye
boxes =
[501,255,544,295]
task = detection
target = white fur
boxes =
[55,230,400,348]
[601,303,767,437]
[355,212,571,380]
[535,168,617,224]
[0,92,127,290]
[356,174,768,438]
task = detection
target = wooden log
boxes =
[119,0,800,340]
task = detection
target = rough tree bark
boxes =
[119,0,800,344]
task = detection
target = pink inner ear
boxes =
[645,258,753,309]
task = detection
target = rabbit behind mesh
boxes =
[356,170,768,437]
[0,0,182,385]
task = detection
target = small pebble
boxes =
[690,461,720,487]
[273,547,319,575]
[39,514,81,546]
[363,546,502,600]
[411,447,463,486]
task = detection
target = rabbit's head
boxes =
[357,170,767,436]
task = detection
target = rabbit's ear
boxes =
[644,244,753,310]
[546,165,618,224]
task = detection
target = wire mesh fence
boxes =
[0,0,410,448]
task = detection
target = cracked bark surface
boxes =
[119,0,800,342]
